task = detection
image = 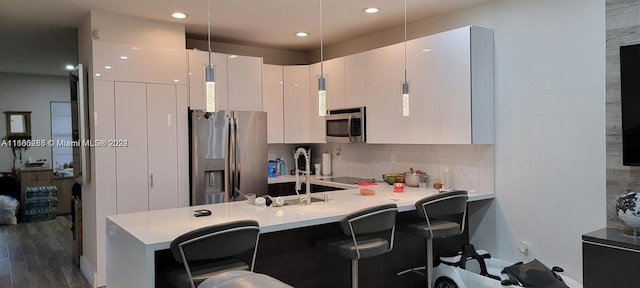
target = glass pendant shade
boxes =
[402,81,410,116]
[318,76,327,116]
[205,65,216,112]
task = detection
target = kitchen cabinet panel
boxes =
[433,26,494,144]
[263,64,284,144]
[309,63,326,143]
[115,82,149,214]
[365,44,401,144]
[187,49,228,111]
[324,57,345,110]
[397,36,436,144]
[146,84,178,211]
[344,53,366,108]
[228,55,263,111]
[284,65,310,143]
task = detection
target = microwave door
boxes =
[326,117,351,143]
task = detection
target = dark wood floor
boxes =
[0,216,90,288]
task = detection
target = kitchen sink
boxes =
[283,196,326,206]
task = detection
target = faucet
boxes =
[294,147,311,205]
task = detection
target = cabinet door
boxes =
[283,65,310,143]
[433,28,472,144]
[263,64,284,144]
[397,37,436,144]
[115,82,149,214]
[325,57,345,110]
[365,44,400,144]
[344,53,366,108]
[187,50,228,111]
[309,63,326,143]
[228,55,263,111]
[147,84,178,211]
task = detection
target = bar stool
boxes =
[316,203,398,288]
[398,190,468,288]
[169,220,292,288]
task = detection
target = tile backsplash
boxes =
[268,143,494,193]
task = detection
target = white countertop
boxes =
[106,180,493,249]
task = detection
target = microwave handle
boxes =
[348,115,354,143]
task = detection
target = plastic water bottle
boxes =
[280,159,286,176]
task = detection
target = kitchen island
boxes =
[106,183,493,288]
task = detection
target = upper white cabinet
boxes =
[396,36,436,144]
[344,53,366,108]
[309,63,326,143]
[187,49,228,110]
[433,26,494,144]
[365,43,402,144]
[228,55,263,111]
[263,64,284,144]
[187,50,263,111]
[324,58,345,111]
[283,65,310,144]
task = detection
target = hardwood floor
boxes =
[0,216,90,288]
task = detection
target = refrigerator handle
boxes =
[233,116,240,199]
[227,116,235,202]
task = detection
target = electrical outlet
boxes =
[519,241,533,260]
[390,152,396,163]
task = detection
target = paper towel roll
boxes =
[322,153,332,176]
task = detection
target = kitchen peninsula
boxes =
[106,183,493,288]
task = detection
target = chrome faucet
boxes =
[294,147,311,205]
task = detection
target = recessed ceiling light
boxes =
[105,65,112,69]
[172,12,187,19]
[95,73,101,77]
[65,65,74,70]
[363,7,379,14]
[229,55,238,59]
[120,56,128,60]
[296,32,309,37]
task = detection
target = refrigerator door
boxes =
[232,111,268,198]
[190,110,231,205]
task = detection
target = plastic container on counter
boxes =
[358,182,378,195]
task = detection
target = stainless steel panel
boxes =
[233,111,268,198]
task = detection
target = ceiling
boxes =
[0,0,490,76]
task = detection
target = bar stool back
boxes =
[317,203,398,288]
[398,190,468,288]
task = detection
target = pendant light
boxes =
[205,0,216,112]
[318,0,327,116]
[402,0,410,117]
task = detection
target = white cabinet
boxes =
[433,26,494,144]
[187,49,228,111]
[263,64,284,144]
[396,36,436,144]
[283,65,310,144]
[365,44,401,144]
[344,53,366,108]
[309,63,325,143]
[228,55,263,111]
[114,82,180,214]
[324,58,345,110]
[188,50,263,112]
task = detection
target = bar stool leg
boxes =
[352,259,359,288]
[426,238,433,288]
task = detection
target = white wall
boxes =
[0,72,70,172]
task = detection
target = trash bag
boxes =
[0,195,19,225]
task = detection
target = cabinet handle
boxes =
[150,174,154,188]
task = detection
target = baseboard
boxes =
[80,255,98,288]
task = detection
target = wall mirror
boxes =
[4,111,32,140]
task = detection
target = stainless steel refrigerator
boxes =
[189,110,267,205]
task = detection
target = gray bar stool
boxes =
[397,190,468,288]
[169,220,292,288]
[316,203,398,288]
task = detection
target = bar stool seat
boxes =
[406,220,461,239]
[198,270,292,288]
[316,203,398,288]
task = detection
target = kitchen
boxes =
[0,0,608,287]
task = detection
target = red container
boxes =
[393,183,404,192]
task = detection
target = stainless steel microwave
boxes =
[325,107,366,143]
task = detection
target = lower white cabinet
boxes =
[114,82,179,214]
